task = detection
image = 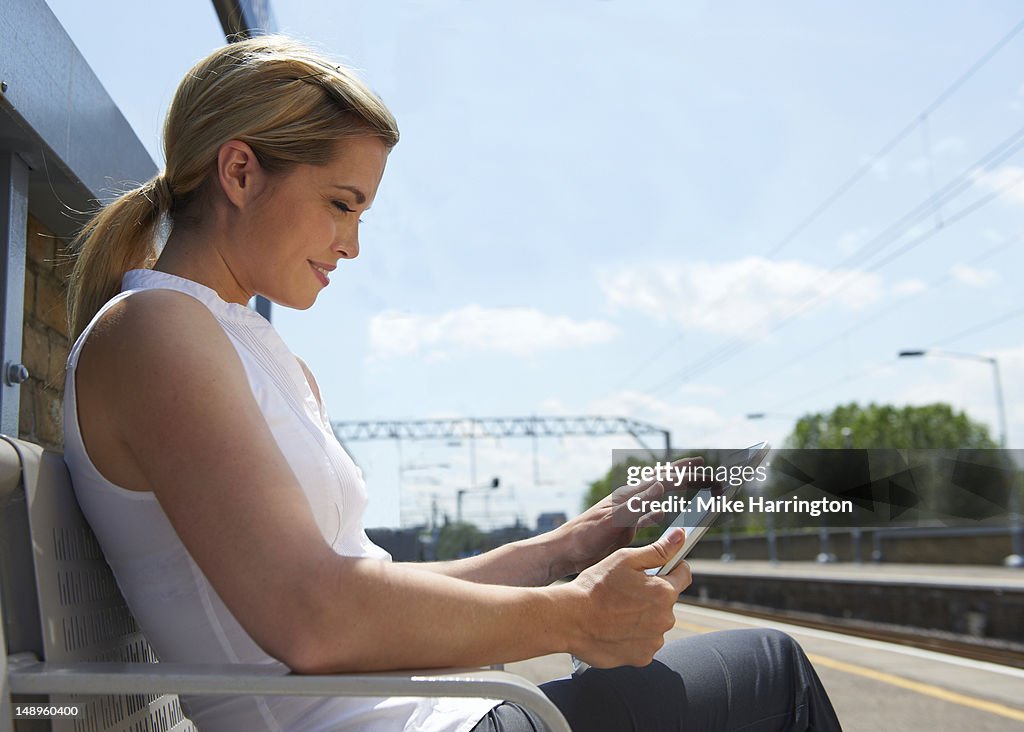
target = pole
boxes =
[899,349,1022,567]
[396,438,403,527]
[469,422,477,489]
[994,358,1024,566]
[991,358,1008,448]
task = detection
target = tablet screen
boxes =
[653,442,770,576]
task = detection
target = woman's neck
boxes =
[153,231,252,306]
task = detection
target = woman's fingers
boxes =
[662,557,693,594]
[630,456,704,493]
[611,457,708,525]
[575,536,694,668]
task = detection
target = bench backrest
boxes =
[0,435,194,732]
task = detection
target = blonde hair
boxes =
[66,35,399,341]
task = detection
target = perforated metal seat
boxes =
[0,436,569,732]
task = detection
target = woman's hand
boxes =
[551,457,706,576]
[564,528,692,668]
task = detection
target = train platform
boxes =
[686,558,1024,589]
[507,603,1024,731]
[670,559,1024,657]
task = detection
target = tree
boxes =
[580,403,1001,533]
[435,521,485,560]
[785,402,998,449]
[782,402,1007,527]
[581,455,642,514]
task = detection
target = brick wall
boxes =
[19,215,71,450]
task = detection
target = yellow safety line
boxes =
[672,619,1024,723]
[674,620,717,634]
[805,653,1024,723]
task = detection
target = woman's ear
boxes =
[216,140,266,209]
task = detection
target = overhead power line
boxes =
[643,125,1024,394]
[738,230,1024,394]
[762,14,1024,260]
[758,303,1024,414]
[611,16,1024,392]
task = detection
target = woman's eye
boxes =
[333,201,364,224]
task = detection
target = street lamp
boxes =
[456,477,500,525]
[898,348,1022,567]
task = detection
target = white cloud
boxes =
[675,383,726,398]
[905,137,965,175]
[982,229,1007,244]
[584,389,787,451]
[935,136,966,156]
[949,264,997,287]
[600,256,884,336]
[369,305,619,360]
[836,229,865,255]
[1011,84,1024,111]
[538,398,569,414]
[862,155,890,181]
[971,165,1024,206]
[892,278,927,296]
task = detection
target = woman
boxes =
[64,36,840,731]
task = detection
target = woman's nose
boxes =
[336,231,360,260]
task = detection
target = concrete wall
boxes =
[686,573,1024,646]
[19,215,70,450]
[687,527,1015,565]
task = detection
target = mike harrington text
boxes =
[627,494,855,517]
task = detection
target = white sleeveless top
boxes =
[63,269,496,732]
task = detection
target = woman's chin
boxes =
[259,290,318,311]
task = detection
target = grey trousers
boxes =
[470,629,842,731]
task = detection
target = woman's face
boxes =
[239,135,388,309]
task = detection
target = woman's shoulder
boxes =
[83,287,238,365]
[72,287,252,493]
[77,287,247,414]
[89,287,214,339]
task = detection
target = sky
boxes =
[44,1,1024,530]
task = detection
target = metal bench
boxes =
[0,435,569,731]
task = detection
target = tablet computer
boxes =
[655,440,770,577]
[572,442,771,675]
[654,441,771,576]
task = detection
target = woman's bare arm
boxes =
[410,533,574,586]
[294,355,578,586]
[86,289,688,673]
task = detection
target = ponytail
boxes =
[66,175,173,342]
[65,35,399,342]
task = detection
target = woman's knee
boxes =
[746,628,810,669]
[698,627,802,655]
[755,627,802,651]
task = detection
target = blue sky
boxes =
[47,1,1024,529]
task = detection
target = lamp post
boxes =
[898,349,1022,568]
[745,412,800,421]
[746,413,791,564]
[456,477,500,525]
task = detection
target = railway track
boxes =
[678,598,1024,669]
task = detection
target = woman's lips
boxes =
[309,260,331,286]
